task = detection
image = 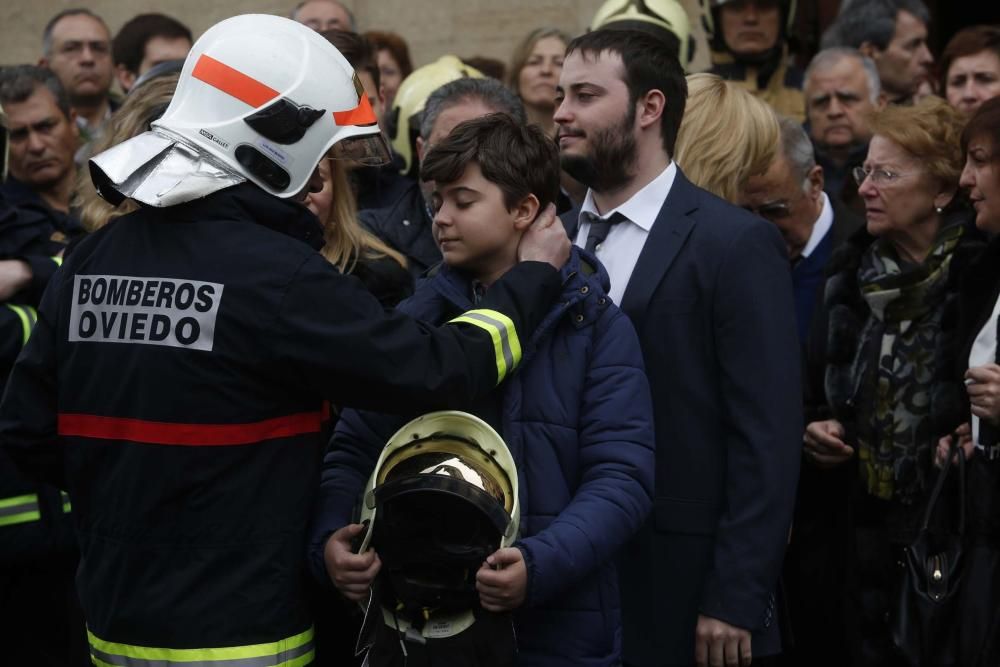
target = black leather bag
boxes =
[891,437,965,666]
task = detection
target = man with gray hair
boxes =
[742,116,860,341]
[360,77,526,277]
[741,119,860,667]
[822,0,933,105]
[803,48,883,213]
[291,0,356,32]
[0,65,81,229]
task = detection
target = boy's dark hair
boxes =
[322,29,380,91]
[112,14,192,74]
[421,113,560,211]
[565,29,687,156]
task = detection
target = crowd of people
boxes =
[0,0,999,666]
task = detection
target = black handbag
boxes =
[891,437,965,666]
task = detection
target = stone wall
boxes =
[1,0,711,75]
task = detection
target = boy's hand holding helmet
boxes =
[324,523,381,601]
[476,547,527,612]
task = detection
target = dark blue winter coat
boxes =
[308,247,655,667]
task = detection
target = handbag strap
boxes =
[919,434,966,534]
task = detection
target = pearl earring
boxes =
[935,206,943,213]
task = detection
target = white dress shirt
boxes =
[969,293,1000,449]
[574,163,677,305]
[800,192,834,259]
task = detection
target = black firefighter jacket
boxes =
[0,183,559,665]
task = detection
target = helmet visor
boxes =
[328,130,392,167]
[375,435,515,515]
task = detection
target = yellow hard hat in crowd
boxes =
[387,55,484,176]
[590,0,694,69]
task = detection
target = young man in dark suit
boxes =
[554,28,802,667]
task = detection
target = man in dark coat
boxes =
[555,29,802,667]
[742,115,862,342]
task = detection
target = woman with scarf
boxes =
[802,96,983,666]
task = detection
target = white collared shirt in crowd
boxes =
[800,192,834,260]
[574,162,677,305]
[969,294,1000,449]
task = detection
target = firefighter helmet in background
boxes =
[386,55,484,178]
[0,104,7,183]
[591,0,695,70]
[89,13,390,207]
[699,0,798,53]
[356,410,519,641]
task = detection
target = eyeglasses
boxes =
[852,166,908,187]
[744,201,792,221]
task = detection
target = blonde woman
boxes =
[674,73,780,204]
[305,158,412,307]
[74,75,178,231]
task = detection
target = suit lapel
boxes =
[620,170,700,320]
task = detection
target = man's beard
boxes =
[559,108,638,194]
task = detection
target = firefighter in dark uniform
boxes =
[0,15,569,666]
[0,102,90,666]
[701,0,806,123]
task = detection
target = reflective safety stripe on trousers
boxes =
[88,626,314,667]
[0,493,40,527]
[448,309,522,384]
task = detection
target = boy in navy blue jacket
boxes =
[308,113,655,667]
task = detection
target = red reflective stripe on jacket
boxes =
[57,411,324,446]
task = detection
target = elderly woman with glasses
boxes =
[801,96,985,665]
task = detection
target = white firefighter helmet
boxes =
[591,0,694,69]
[356,410,519,643]
[89,14,390,207]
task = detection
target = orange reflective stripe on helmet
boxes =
[332,94,377,127]
[192,54,279,108]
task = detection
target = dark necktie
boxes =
[583,211,626,253]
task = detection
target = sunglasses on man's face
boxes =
[744,201,792,221]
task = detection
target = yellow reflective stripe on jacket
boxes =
[88,626,314,667]
[5,304,37,346]
[61,491,72,513]
[448,309,522,384]
[51,255,64,267]
[0,493,41,527]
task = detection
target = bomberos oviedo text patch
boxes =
[69,275,224,352]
